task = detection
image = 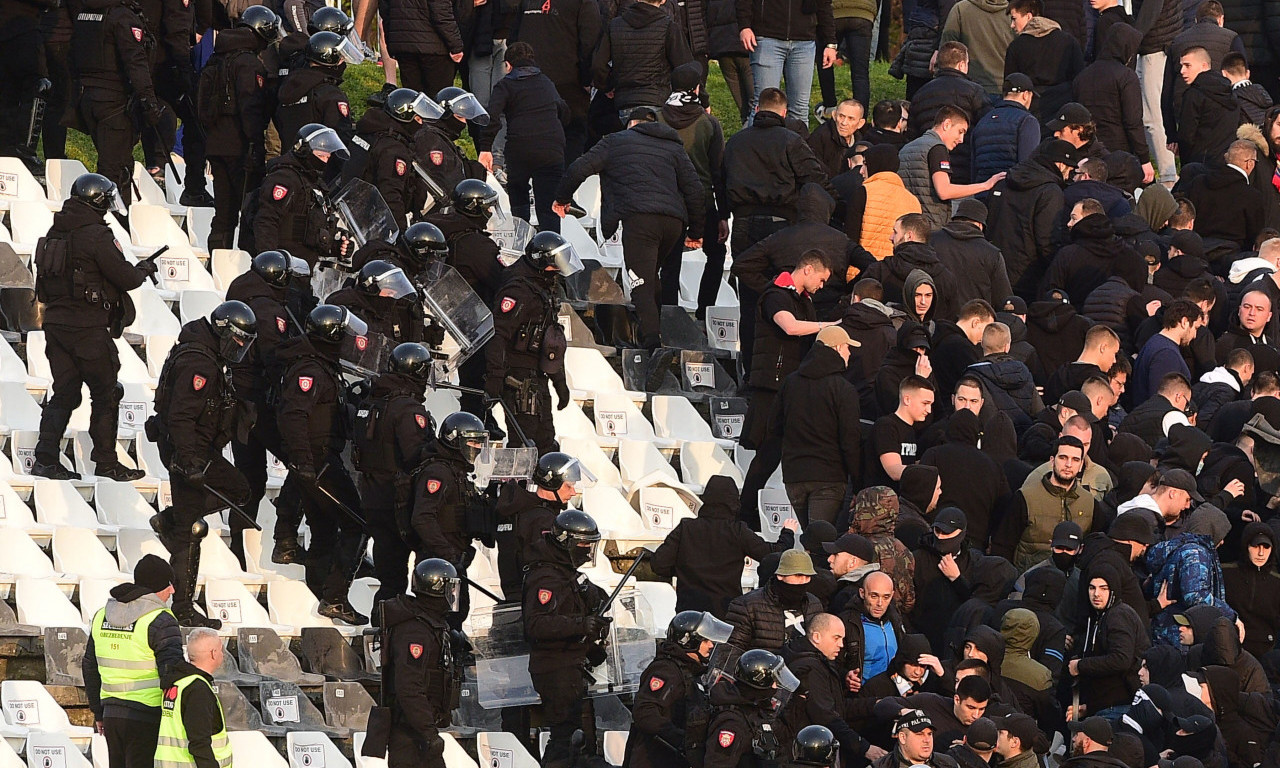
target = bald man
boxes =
[156,629,230,768]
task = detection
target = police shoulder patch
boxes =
[256,73,265,88]
[649,676,664,691]
[298,376,313,392]
[500,297,517,313]
[131,26,143,41]
[272,185,288,200]
[395,158,407,176]
[538,588,552,604]
[409,643,423,659]
[338,101,349,117]
[426,479,441,493]
[192,375,206,391]
[276,316,287,334]
[430,150,444,166]
[415,414,427,429]
[718,731,735,748]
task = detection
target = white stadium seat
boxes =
[285,732,351,768]
[14,578,82,628]
[231,731,291,768]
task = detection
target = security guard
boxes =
[154,628,232,768]
[375,558,466,768]
[409,411,491,625]
[625,611,734,768]
[412,86,489,192]
[82,554,183,768]
[251,124,349,265]
[523,509,609,768]
[273,30,356,149]
[350,87,437,224]
[275,304,367,624]
[350,221,449,279]
[792,726,839,768]
[199,5,274,250]
[327,260,425,344]
[485,231,576,454]
[259,6,351,155]
[226,251,296,566]
[352,342,434,609]
[704,649,791,768]
[70,0,163,207]
[32,173,156,481]
[147,301,258,629]
[495,451,594,597]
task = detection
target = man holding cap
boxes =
[969,75,1041,183]
[726,549,824,652]
[873,709,960,768]
[82,554,184,768]
[994,713,1043,768]
[768,324,863,526]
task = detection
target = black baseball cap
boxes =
[1059,390,1098,423]
[1002,296,1028,314]
[1047,102,1094,131]
[1070,716,1114,746]
[1003,73,1037,95]
[996,714,1041,748]
[1038,138,1081,167]
[932,507,967,535]
[823,533,877,563]
[1157,468,1204,502]
[967,717,998,751]
[1051,520,1084,549]
[895,709,934,734]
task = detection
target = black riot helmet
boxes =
[792,726,839,768]
[70,173,124,214]
[533,452,597,493]
[308,6,353,35]
[435,86,491,126]
[305,30,344,66]
[550,509,601,567]
[400,222,449,264]
[389,342,433,383]
[439,412,488,463]
[305,304,365,343]
[355,260,417,299]
[411,558,462,611]
[251,250,292,287]
[294,123,349,167]
[238,5,281,42]
[384,88,444,123]
[451,179,500,220]
[736,649,785,691]
[209,300,259,364]
[523,231,583,277]
[667,611,734,656]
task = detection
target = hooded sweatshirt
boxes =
[1201,665,1277,768]
[864,241,958,319]
[920,409,1008,549]
[843,298,898,418]
[771,342,863,484]
[940,0,1015,94]
[875,321,936,415]
[1223,522,1280,658]
[1077,563,1150,710]
[987,155,1069,295]
[1004,15,1084,120]
[1001,608,1054,691]
[1176,70,1244,163]
[1074,23,1148,162]
[1023,300,1090,381]
[1043,213,1146,312]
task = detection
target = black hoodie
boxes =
[226,268,291,401]
[1023,300,1091,385]
[842,299,897,418]
[1223,522,1280,658]
[987,156,1069,297]
[864,240,959,319]
[921,409,1009,549]
[930,220,1014,307]
[875,321,935,415]
[1043,213,1147,309]
[1074,23,1148,162]
[650,475,793,617]
[770,342,862,484]
[1076,563,1149,711]
[1183,163,1266,250]
[1201,665,1277,768]
[1175,71,1243,164]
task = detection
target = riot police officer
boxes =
[327,260,424,344]
[350,87,442,224]
[412,86,489,194]
[353,342,434,609]
[351,221,449,279]
[523,508,609,768]
[625,611,735,768]
[375,558,466,768]
[251,124,350,265]
[226,250,296,566]
[0,0,53,170]
[275,304,368,624]
[200,5,275,251]
[704,649,793,768]
[32,173,157,481]
[485,231,579,454]
[70,0,164,207]
[792,726,839,768]
[409,411,491,626]
[274,30,357,149]
[148,301,258,628]
[494,451,595,596]
[132,0,205,203]
[261,6,352,138]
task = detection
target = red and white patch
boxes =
[272,184,288,200]
[256,73,264,88]
[415,414,427,428]
[297,376,313,392]
[337,101,349,117]
[131,26,143,41]
[395,159,407,176]
[718,731,735,748]
[537,589,552,605]
[276,316,287,334]
[192,375,207,391]
[649,677,665,691]
[409,643,423,659]
[430,150,444,166]
[426,479,441,494]
[355,335,368,351]
[500,297,517,313]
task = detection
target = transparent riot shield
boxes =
[333,178,401,249]
[487,211,536,267]
[412,161,452,217]
[469,588,656,709]
[313,265,348,304]
[339,329,395,378]
[473,445,538,484]
[420,265,495,373]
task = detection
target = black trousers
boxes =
[718,54,754,125]
[622,213,685,348]
[731,214,790,375]
[397,54,455,96]
[229,405,285,565]
[42,41,72,160]
[103,715,160,768]
[660,205,725,315]
[165,454,250,614]
[143,62,207,194]
[208,155,248,250]
[36,324,121,467]
[299,455,365,603]
[360,473,410,606]
[506,157,562,234]
[80,88,139,207]
[531,667,587,768]
[388,723,444,768]
[0,28,43,158]
[499,374,557,455]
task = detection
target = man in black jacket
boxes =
[1074,23,1152,181]
[1172,47,1242,164]
[986,138,1077,297]
[1159,0,1245,144]
[1183,139,1264,249]
[154,629,228,768]
[350,88,433,226]
[554,109,703,348]
[726,549,825,652]
[841,279,898,419]
[508,0,600,164]
[592,0,692,115]
[930,200,1014,308]
[380,0,463,94]
[1004,0,1084,121]
[1043,199,1147,304]
[768,325,861,526]
[273,33,356,149]
[1068,563,1150,718]
[252,125,349,266]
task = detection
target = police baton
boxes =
[139,245,170,285]
[312,464,369,528]
[433,381,533,449]
[596,549,649,619]
[201,482,263,531]
[461,575,504,604]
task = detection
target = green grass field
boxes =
[63,58,908,169]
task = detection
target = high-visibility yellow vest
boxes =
[154,674,232,768]
[90,606,171,707]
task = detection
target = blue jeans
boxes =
[469,39,508,163]
[751,38,816,122]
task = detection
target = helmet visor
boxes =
[105,186,126,215]
[459,427,490,463]
[442,576,462,612]
[288,255,311,278]
[221,325,257,364]
[375,267,418,300]
[342,310,369,339]
[694,614,734,645]
[335,32,366,64]
[410,93,447,121]
[547,239,584,277]
[443,92,491,126]
[302,125,348,157]
[560,458,597,490]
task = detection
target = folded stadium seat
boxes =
[0,159,52,211]
[204,580,281,637]
[593,392,673,449]
[268,580,366,636]
[50,526,127,580]
[484,171,512,213]
[704,305,742,356]
[162,158,186,206]
[131,163,185,218]
[229,732,291,768]
[10,201,55,256]
[617,439,680,491]
[565,347,645,404]
[14,577,82,628]
[102,215,155,266]
[559,302,617,358]
[635,486,697,535]
[237,627,323,684]
[198,535,269,590]
[553,400,618,450]
[124,286,182,340]
[0,681,93,743]
[33,479,118,539]
[757,487,799,543]
[633,583,677,639]
[114,341,157,389]
[43,625,88,686]
[676,249,707,311]
[652,395,734,449]
[0,382,43,435]
[133,436,169,485]
[185,206,214,251]
[603,731,630,767]
[351,732,389,768]
[259,681,344,737]
[77,577,126,626]
[94,481,161,529]
[321,682,374,732]
[220,687,287,738]
[580,486,649,539]
[422,387,459,426]
[576,174,601,228]
[477,731,542,768]
[0,480,51,542]
[0,530,59,586]
[8,429,48,479]
[732,443,783,489]
[44,159,90,203]
[143,335,177,381]
[708,396,748,442]
[242,522,306,583]
[72,430,150,481]
[555,436,623,490]
[213,634,266,685]
[178,289,222,325]
[210,249,250,292]
[301,628,378,684]
[345,578,378,623]
[679,441,743,494]
[560,215,604,267]
[24,731,94,764]
[0,337,47,395]
[285,732,352,768]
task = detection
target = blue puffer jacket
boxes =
[1146,532,1236,647]
[970,100,1040,182]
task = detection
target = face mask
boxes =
[1052,551,1077,573]
[772,580,811,606]
[569,547,593,568]
[1170,729,1215,757]
[933,535,965,555]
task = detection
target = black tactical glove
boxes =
[554,378,570,411]
[139,95,166,127]
[137,259,160,279]
[581,614,611,640]
[586,642,608,668]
